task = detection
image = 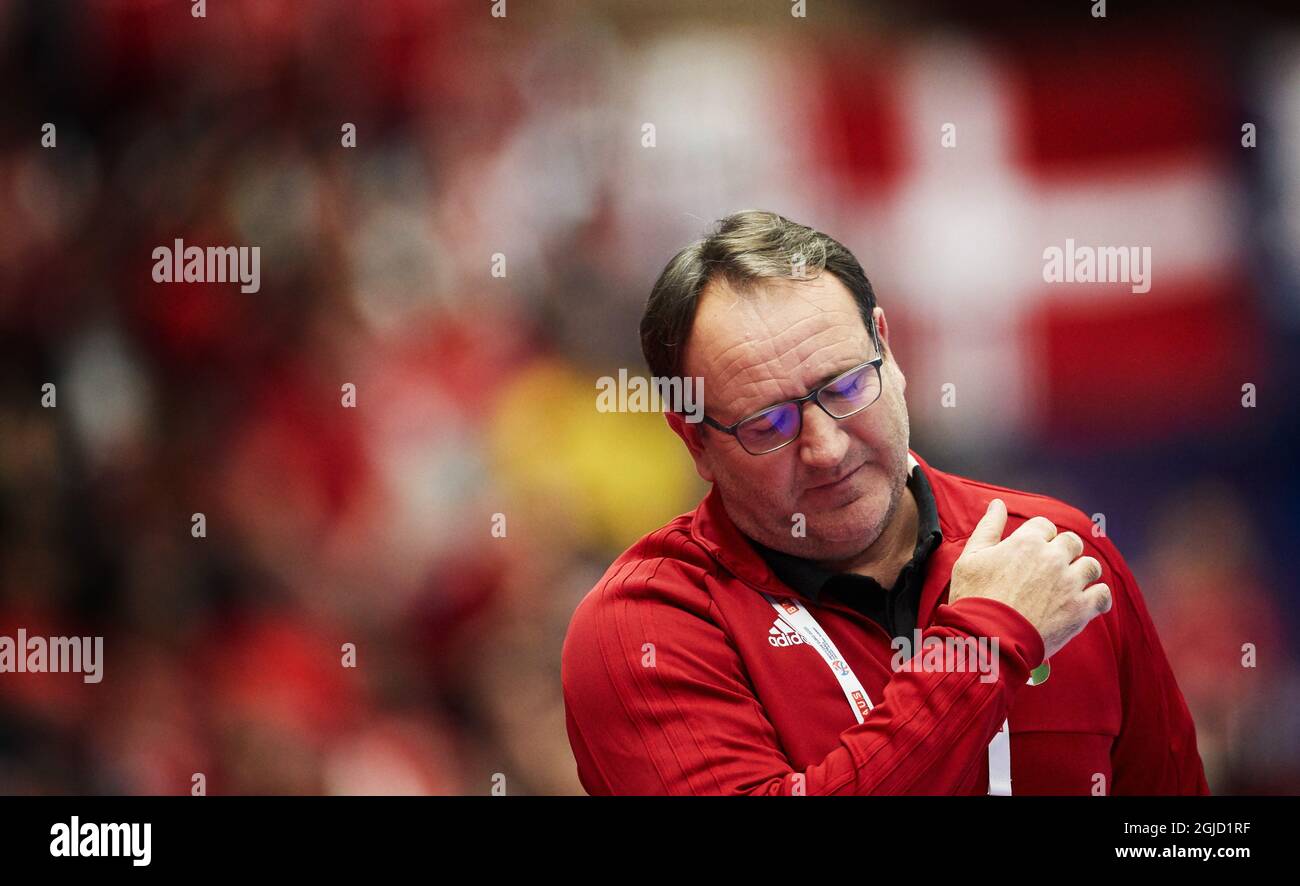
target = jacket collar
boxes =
[689,448,970,627]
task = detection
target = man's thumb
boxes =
[963,498,1008,554]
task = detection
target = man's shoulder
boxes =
[927,461,1103,545]
[928,461,1142,647]
[929,456,1145,599]
[560,504,724,695]
[575,508,717,611]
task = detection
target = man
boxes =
[561,210,1208,795]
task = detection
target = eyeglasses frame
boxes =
[698,319,886,455]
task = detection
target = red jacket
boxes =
[561,449,1209,795]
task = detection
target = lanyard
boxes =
[761,592,1012,795]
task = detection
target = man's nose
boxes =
[798,401,849,468]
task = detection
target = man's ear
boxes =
[873,307,904,393]
[664,411,715,483]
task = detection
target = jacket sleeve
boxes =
[561,559,1045,795]
[1092,533,1211,795]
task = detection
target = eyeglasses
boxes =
[701,355,885,455]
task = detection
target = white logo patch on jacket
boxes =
[768,617,805,647]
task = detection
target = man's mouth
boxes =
[806,460,867,494]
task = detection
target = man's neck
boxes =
[818,482,919,586]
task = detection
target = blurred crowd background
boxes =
[1,0,1297,795]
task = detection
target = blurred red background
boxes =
[0,0,1297,794]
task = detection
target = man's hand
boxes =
[948,498,1111,660]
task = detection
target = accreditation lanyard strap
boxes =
[761,592,1011,796]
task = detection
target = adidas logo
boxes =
[768,618,805,647]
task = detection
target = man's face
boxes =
[675,272,911,562]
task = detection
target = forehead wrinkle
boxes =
[695,293,784,378]
[708,350,789,421]
[791,337,866,384]
[731,354,794,399]
[773,314,868,363]
[771,319,870,378]
[707,335,777,389]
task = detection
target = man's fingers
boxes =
[1051,530,1085,562]
[1013,515,1058,542]
[963,498,1008,554]
[1085,582,1112,614]
[1070,555,1103,585]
